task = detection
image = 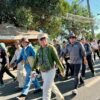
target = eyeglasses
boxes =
[40,37,46,41]
[69,37,76,39]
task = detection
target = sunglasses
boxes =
[40,37,46,41]
[69,36,76,39]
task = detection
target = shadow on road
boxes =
[0,60,100,100]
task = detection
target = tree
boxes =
[0,0,69,36]
[62,0,91,36]
[96,34,100,40]
[0,0,92,38]
[15,7,33,29]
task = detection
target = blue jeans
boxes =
[22,64,41,95]
[70,64,84,89]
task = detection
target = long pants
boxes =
[17,63,25,88]
[64,58,73,77]
[0,66,15,84]
[70,64,84,89]
[82,54,94,77]
[81,63,86,77]
[41,68,64,100]
[94,50,100,60]
[87,54,94,74]
[22,64,41,95]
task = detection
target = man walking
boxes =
[81,38,95,77]
[16,38,41,100]
[10,40,25,91]
[0,44,16,88]
[66,33,86,95]
[60,41,72,80]
[32,34,65,100]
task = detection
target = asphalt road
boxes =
[0,60,100,100]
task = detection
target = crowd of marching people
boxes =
[0,33,100,100]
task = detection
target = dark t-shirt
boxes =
[0,48,7,66]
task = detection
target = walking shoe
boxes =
[72,89,78,95]
[16,94,26,100]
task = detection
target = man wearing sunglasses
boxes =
[32,34,65,100]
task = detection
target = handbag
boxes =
[24,49,34,68]
[27,56,34,68]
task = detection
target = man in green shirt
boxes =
[32,33,64,100]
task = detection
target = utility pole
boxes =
[87,0,95,37]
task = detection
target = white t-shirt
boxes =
[10,47,22,64]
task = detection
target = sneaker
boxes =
[72,89,78,95]
[16,94,26,100]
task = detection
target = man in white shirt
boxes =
[10,41,25,91]
[91,40,100,60]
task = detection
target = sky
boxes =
[66,0,100,34]
[67,0,100,16]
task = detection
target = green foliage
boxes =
[0,0,92,38]
[96,34,100,39]
[0,0,69,37]
[46,17,62,38]
[65,1,91,35]
[84,33,93,41]
[16,7,33,29]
